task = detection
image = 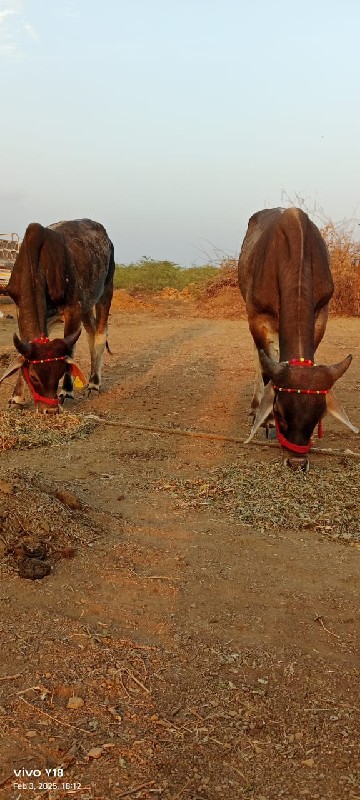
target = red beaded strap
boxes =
[273,357,325,452]
[288,358,314,367]
[273,356,327,395]
[275,418,313,454]
[30,356,66,364]
[28,334,66,365]
[273,386,328,395]
[22,365,60,407]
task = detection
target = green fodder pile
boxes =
[0,410,96,450]
[156,459,360,543]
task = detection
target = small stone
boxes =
[26,730,38,738]
[87,747,103,759]
[56,488,83,510]
[67,696,84,709]
[0,480,13,494]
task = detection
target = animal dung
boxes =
[18,557,52,580]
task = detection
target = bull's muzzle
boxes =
[36,401,60,415]
[285,454,310,472]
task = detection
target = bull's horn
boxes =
[326,390,359,434]
[13,333,32,359]
[0,354,25,384]
[63,329,81,352]
[326,354,353,386]
[258,350,284,383]
[244,381,275,443]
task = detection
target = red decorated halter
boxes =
[272,358,326,454]
[22,335,66,408]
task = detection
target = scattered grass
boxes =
[0,411,95,450]
[156,459,360,543]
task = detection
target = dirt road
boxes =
[0,298,359,800]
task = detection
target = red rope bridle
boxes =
[272,358,327,454]
[22,335,66,408]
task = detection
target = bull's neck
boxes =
[278,284,315,362]
[18,298,47,342]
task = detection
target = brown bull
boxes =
[238,207,358,469]
[0,218,114,413]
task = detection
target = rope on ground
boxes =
[83,414,360,458]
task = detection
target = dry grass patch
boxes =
[0,410,96,451]
[156,458,360,543]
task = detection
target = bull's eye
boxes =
[29,371,41,386]
[274,408,288,433]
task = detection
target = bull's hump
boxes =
[49,219,105,234]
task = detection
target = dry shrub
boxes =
[200,258,238,296]
[195,258,246,318]
[321,221,360,316]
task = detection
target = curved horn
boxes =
[258,350,284,383]
[13,333,32,359]
[63,329,81,353]
[326,354,352,386]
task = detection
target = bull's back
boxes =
[238,207,333,315]
[238,208,283,304]
[49,218,114,307]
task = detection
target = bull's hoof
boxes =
[266,425,276,440]
[8,397,26,410]
[87,384,100,396]
[58,390,74,403]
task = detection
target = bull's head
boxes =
[0,330,86,414]
[245,351,358,470]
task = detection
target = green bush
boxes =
[114,257,218,293]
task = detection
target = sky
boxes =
[1,0,360,266]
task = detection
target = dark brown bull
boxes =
[238,207,358,469]
[0,218,114,413]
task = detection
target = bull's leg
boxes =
[83,301,111,393]
[248,321,279,438]
[83,266,114,394]
[9,372,26,408]
[250,337,279,415]
[82,310,98,392]
[59,310,82,401]
[250,347,264,418]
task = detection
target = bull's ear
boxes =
[13,333,32,359]
[0,355,25,384]
[326,390,359,434]
[64,356,87,386]
[244,382,275,443]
